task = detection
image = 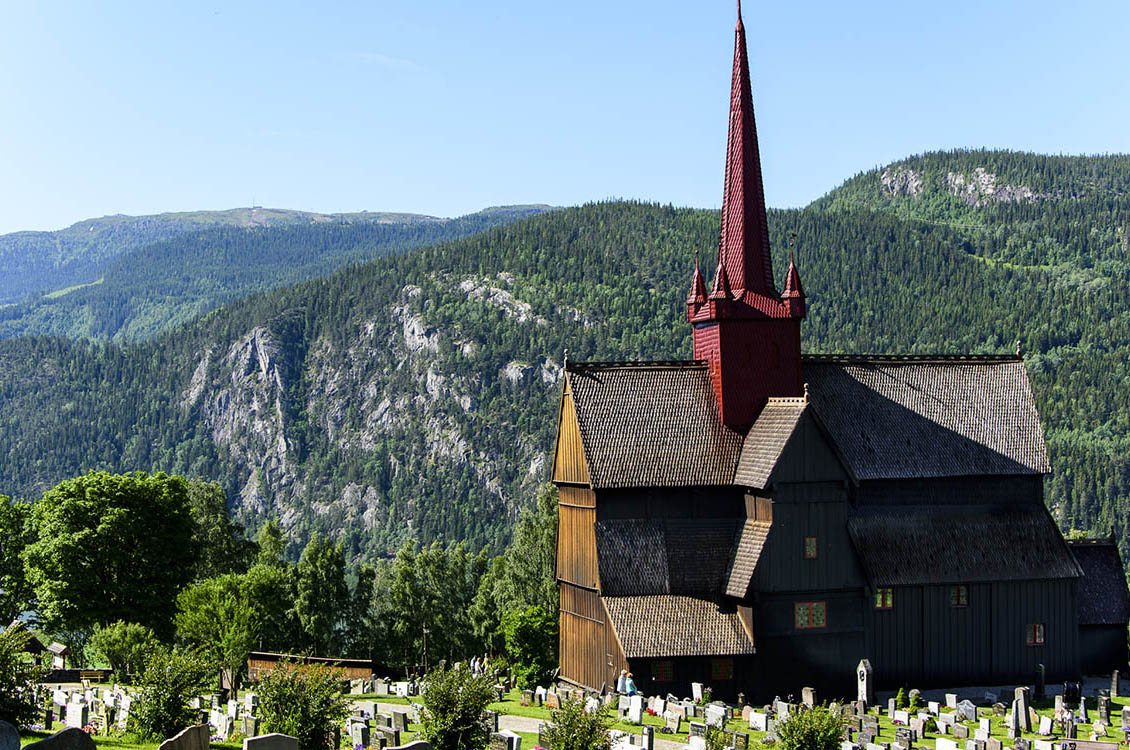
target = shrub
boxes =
[129,648,210,741]
[418,663,496,750]
[776,706,842,750]
[0,626,46,728]
[257,661,350,750]
[501,605,556,689]
[895,687,908,710]
[542,696,612,750]
[90,621,159,679]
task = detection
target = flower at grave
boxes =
[354,744,365,750]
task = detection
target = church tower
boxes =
[686,0,805,431]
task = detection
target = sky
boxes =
[1,0,1128,235]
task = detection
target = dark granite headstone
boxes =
[23,728,96,750]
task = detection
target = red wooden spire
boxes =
[782,252,806,316]
[687,256,708,305]
[718,0,775,297]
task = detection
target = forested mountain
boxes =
[0,205,552,341]
[0,150,1127,568]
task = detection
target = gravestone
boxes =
[1121,707,1130,729]
[692,683,704,702]
[23,728,96,750]
[158,725,209,750]
[374,726,400,747]
[1015,688,1033,732]
[1036,664,1046,700]
[484,710,500,733]
[1081,696,1090,723]
[1112,671,1121,699]
[1055,696,1065,720]
[705,705,727,729]
[910,718,925,738]
[992,704,1007,718]
[929,702,941,716]
[845,715,862,732]
[639,726,654,750]
[1065,719,1077,740]
[665,711,682,733]
[350,722,370,747]
[1033,742,1054,750]
[0,721,17,750]
[1098,696,1110,724]
[777,700,792,721]
[857,660,874,707]
[858,730,876,747]
[1093,722,1108,738]
[887,699,897,720]
[243,736,298,750]
[538,723,553,750]
[958,701,977,723]
[946,694,959,710]
[627,702,642,724]
[545,692,560,710]
[1015,739,1030,750]
[986,740,1001,750]
[975,729,990,742]
[803,688,817,709]
[894,727,915,746]
[689,722,707,739]
[64,704,87,730]
[937,739,959,750]
[1064,683,1082,704]
[731,731,749,750]
[953,724,969,740]
[894,710,910,725]
[1038,716,1053,736]
[242,716,261,737]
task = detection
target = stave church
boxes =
[551,3,1129,701]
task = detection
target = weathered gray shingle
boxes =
[725,520,771,598]
[804,357,1050,480]
[734,400,807,488]
[847,505,1081,587]
[603,595,755,658]
[594,518,741,598]
[567,362,744,489]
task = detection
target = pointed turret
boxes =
[709,259,733,301]
[782,252,806,317]
[687,257,708,306]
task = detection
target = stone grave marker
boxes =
[545,692,560,710]
[158,725,209,750]
[803,688,817,709]
[1055,696,1065,720]
[910,718,925,738]
[1015,689,1033,732]
[665,711,682,733]
[689,722,707,739]
[958,700,977,722]
[953,724,969,740]
[349,722,370,747]
[1033,742,1054,750]
[627,701,642,724]
[484,710,500,733]
[887,699,896,720]
[937,739,959,750]
[1093,722,1108,738]
[392,710,409,732]
[980,718,991,734]
[986,739,1002,750]
[1113,671,1121,699]
[730,731,749,750]
[857,660,874,707]
[64,704,87,729]
[842,743,860,750]
[0,721,17,750]
[776,700,792,721]
[242,716,260,737]
[373,726,399,748]
[706,705,727,729]
[692,683,704,702]
[1080,697,1090,723]
[1121,707,1130,729]
[538,723,553,750]
[1065,683,1082,704]
[894,727,914,746]
[1015,739,1030,750]
[1098,697,1111,724]
[688,738,706,750]
[928,702,941,716]
[24,728,96,750]
[845,716,862,732]
[1065,719,1077,740]
[975,729,990,742]
[946,694,959,710]
[985,692,999,705]
[865,743,888,750]
[858,730,876,746]
[1036,664,1046,700]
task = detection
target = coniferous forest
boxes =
[0,149,1128,568]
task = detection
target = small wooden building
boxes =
[552,3,1113,701]
[246,652,376,682]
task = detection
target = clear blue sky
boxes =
[2,0,1128,235]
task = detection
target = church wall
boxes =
[853,475,1044,507]
[1079,625,1129,675]
[559,583,608,690]
[751,485,865,593]
[989,578,1078,682]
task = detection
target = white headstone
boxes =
[692,683,704,702]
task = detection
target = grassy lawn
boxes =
[18,730,242,750]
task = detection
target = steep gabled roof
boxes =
[1068,540,1130,626]
[594,518,741,598]
[803,356,1050,480]
[847,505,1081,587]
[603,595,755,658]
[734,398,807,488]
[725,519,771,598]
[567,362,744,489]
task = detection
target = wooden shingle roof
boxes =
[566,362,744,489]
[725,520,771,598]
[1068,540,1130,626]
[803,356,1050,480]
[847,505,1081,587]
[734,399,807,488]
[594,518,742,598]
[603,595,755,658]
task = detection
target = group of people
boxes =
[616,669,638,696]
[469,654,492,677]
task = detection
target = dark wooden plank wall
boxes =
[597,486,744,521]
[770,415,848,484]
[752,484,864,593]
[864,579,1080,686]
[552,382,590,485]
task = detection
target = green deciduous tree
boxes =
[89,620,159,679]
[255,521,288,568]
[243,562,300,653]
[257,661,350,750]
[294,536,348,655]
[187,479,256,579]
[541,696,612,750]
[0,625,46,728]
[418,663,495,750]
[502,605,557,689]
[24,471,198,639]
[0,499,35,624]
[175,574,261,697]
[128,648,211,741]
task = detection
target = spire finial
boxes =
[1015,339,1022,357]
[563,349,569,369]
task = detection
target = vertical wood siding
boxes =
[556,502,598,589]
[560,583,608,690]
[551,382,590,485]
